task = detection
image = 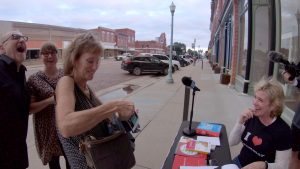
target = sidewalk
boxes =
[117,59,252,169]
[27,59,253,169]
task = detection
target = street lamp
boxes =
[166,2,176,83]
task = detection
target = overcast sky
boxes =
[0,0,211,50]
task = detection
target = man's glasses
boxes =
[2,34,29,44]
[42,52,57,57]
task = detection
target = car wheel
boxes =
[133,67,142,76]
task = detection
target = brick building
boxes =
[0,20,165,59]
[89,27,117,58]
[0,20,85,59]
[135,33,167,54]
[115,28,136,55]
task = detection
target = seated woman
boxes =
[229,78,292,169]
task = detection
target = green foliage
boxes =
[187,49,193,55]
[187,49,201,56]
[167,42,186,55]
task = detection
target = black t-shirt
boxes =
[239,116,292,167]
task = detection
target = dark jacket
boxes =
[0,54,30,168]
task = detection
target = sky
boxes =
[0,0,211,51]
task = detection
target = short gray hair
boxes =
[254,78,285,117]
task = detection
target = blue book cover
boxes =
[196,122,222,137]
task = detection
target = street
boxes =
[26,58,140,92]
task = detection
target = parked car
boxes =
[179,55,194,64]
[171,55,190,67]
[140,53,180,70]
[115,53,133,61]
[121,55,174,76]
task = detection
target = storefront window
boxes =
[225,18,232,70]
[238,2,249,78]
[279,1,300,111]
[250,5,270,83]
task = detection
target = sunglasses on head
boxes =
[2,34,29,44]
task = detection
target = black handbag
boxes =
[79,119,136,169]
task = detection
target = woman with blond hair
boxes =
[55,32,136,168]
[229,78,292,169]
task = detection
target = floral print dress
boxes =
[27,69,64,165]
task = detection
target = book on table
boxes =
[175,136,208,158]
[172,136,208,168]
[195,122,222,137]
[172,155,206,169]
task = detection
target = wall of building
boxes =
[135,33,167,55]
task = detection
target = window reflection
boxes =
[280,0,300,111]
[238,9,248,78]
[250,6,270,83]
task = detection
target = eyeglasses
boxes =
[2,34,29,44]
[42,52,57,57]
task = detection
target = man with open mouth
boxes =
[0,30,30,169]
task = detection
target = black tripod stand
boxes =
[183,88,197,136]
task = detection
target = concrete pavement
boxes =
[26,59,253,169]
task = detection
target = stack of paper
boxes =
[196,136,220,150]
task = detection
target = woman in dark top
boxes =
[229,78,292,169]
[55,32,136,168]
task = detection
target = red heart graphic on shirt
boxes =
[252,136,262,146]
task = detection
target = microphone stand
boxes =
[183,88,196,136]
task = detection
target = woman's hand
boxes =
[239,108,255,124]
[113,100,135,120]
[47,96,55,105]
[282,71,293,84]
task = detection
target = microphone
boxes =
[181,76,199,136]
[182,76,200,91]
[268,51,300,81]
[268,51,290,65]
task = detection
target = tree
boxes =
[167,42,186,55]
[187,49,193,55]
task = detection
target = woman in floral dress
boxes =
[27,42,69,169]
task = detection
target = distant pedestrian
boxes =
[0,30,30,169]
[27,42,70,169]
